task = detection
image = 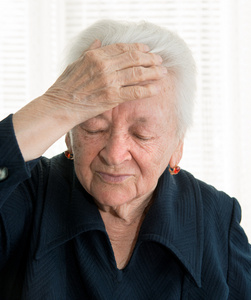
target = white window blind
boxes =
[1,0,251,239]
[0,0,29,116]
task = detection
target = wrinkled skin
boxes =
[66,75,183,218]
[13,41,167,162]
[45,41,167,126]
[66,73,184,269]
[13,39,182,269]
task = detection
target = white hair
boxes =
[63,19,196,138]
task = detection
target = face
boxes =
[66,77,183,208]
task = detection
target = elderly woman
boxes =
[0,20,250,299]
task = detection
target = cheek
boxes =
[140,141,172,169]
[71,133,104,180]
[72,132,103,159]
[139,138,178,187]
[133,143,171,186]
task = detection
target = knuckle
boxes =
[95,59,108,72]
[115,43,128,52]
[134,42,141,49]
[134,43,145,51]
[131,66,144,81]
[116,43,146,53]
[132,86,143,99]
[129,51,141,64]
[135,67,144,78]
[84,50,96,61]
[85,51,108,71]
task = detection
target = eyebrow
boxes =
[93,115,149,124]
[134,117,148,123]
[94,114,106,120]
[92,115,109,122]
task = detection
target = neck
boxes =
[97,194,153,226]
[97,195,153,269]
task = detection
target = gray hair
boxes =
[63,19,196,138]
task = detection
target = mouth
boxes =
[96,172,132,184]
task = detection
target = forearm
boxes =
[0,115,39,206]
[12,42,164,162]
[13,95,76,162]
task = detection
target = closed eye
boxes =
[134,134,152,141]
[85,129,105,134]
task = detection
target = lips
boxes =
[97,172,132,184]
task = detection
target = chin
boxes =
[91,187,136,208]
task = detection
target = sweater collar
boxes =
[138,170,203,287]
[35,154,203,287]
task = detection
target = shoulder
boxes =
[174,169,235,231]
[30,152,73,183]
[177,168,235,211]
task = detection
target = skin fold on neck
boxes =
[97,194,153,269]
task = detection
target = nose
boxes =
[99,133,132,166]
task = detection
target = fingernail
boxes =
[158,55,163,63]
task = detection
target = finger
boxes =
[98,42,151,56]
[86,50,163,75]
[113,51,163,71]
[117,66,167,86]
[88,39,102,50]
[119,83,161,101]
[79,40,102,59]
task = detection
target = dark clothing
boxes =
[0,115,251,299]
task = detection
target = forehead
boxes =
[114,77,175,124]
[104,77,175,124]
[81,76,176,131]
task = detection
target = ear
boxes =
[65,132,73,153]
[169,140,184,168]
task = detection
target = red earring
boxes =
[169,166,180,175]
[64,150,74,160]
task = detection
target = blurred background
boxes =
[1,0,251,239]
